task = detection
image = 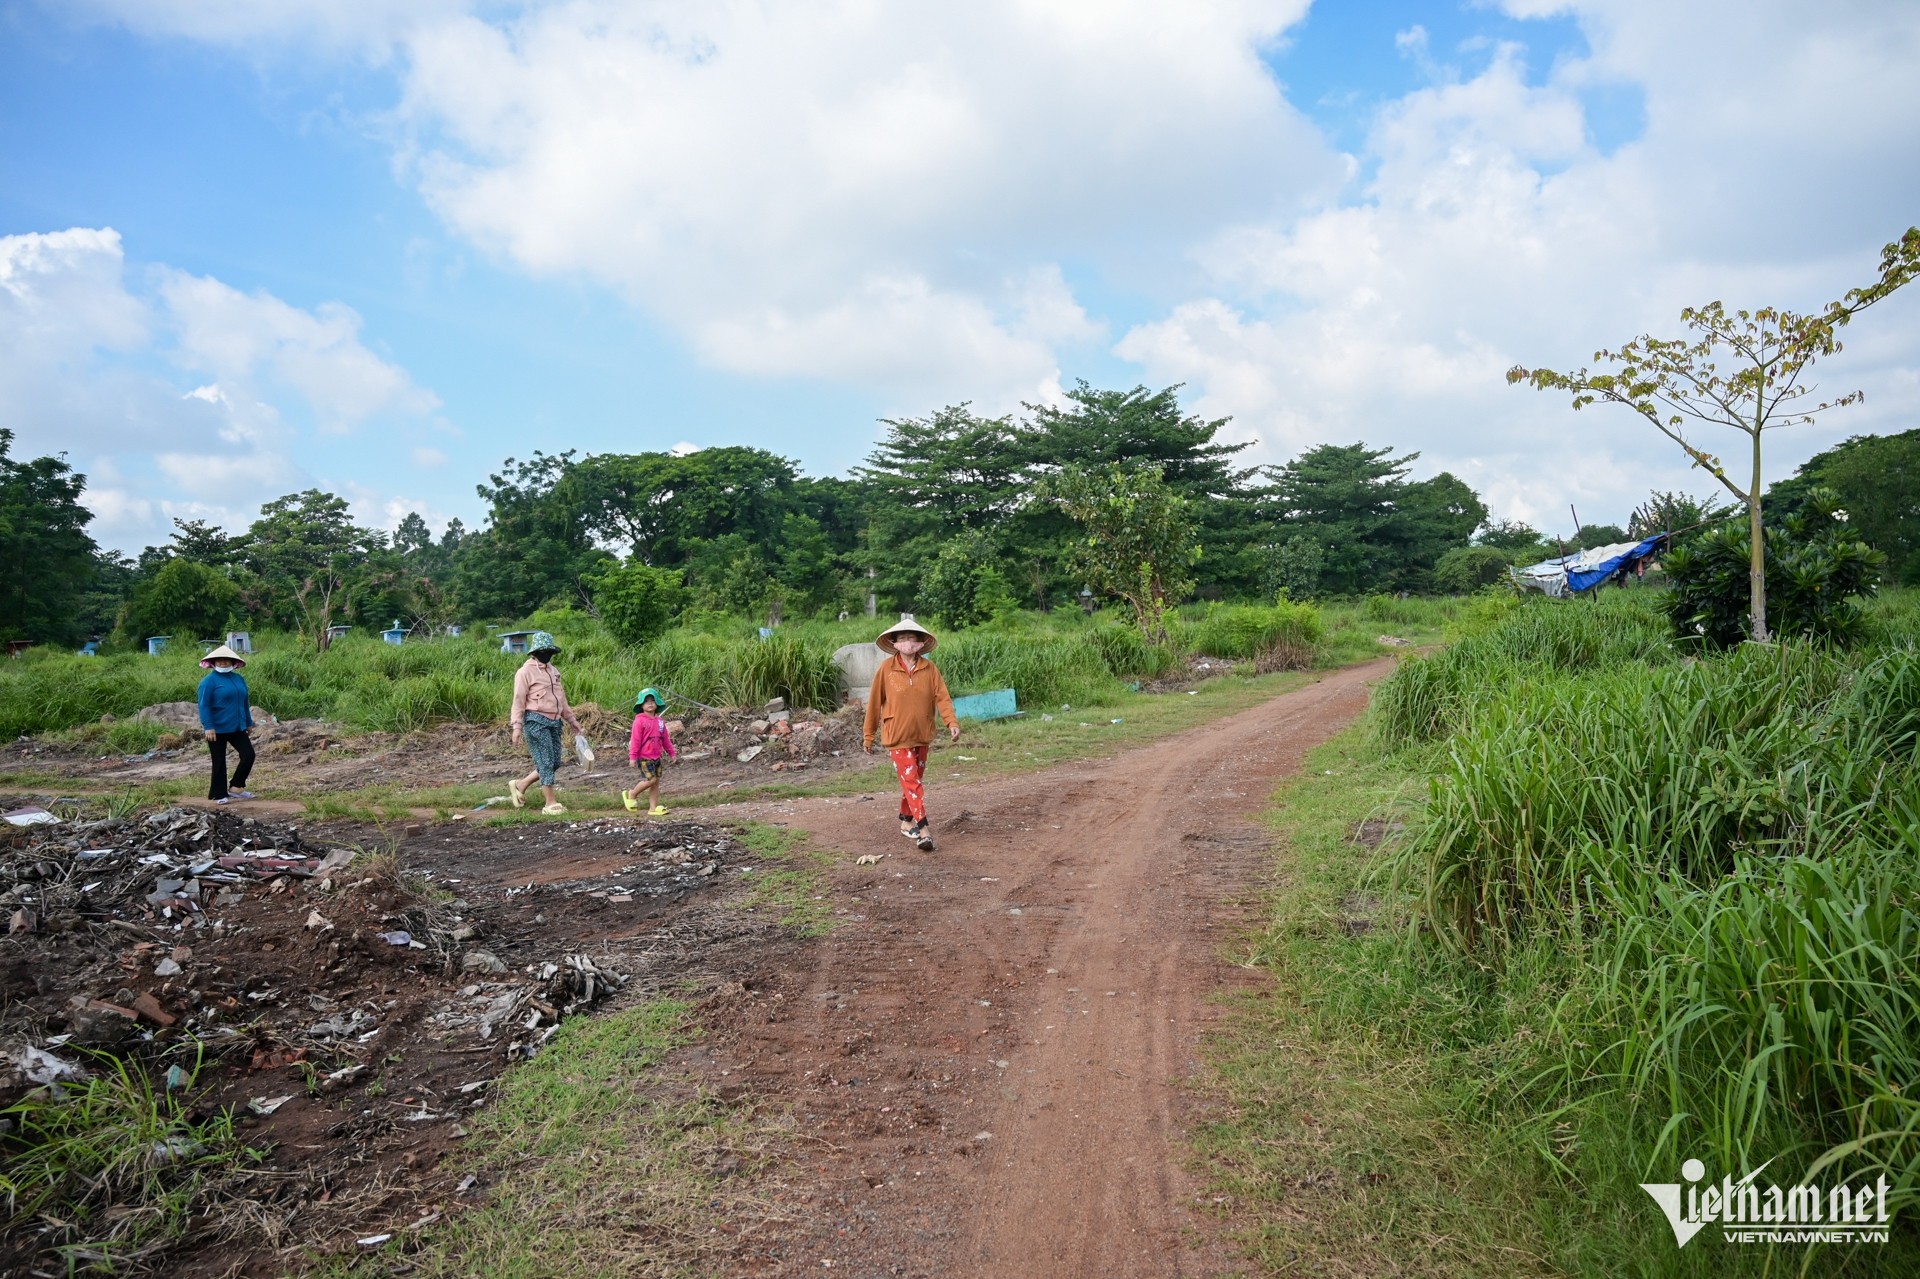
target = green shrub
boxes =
[118,558,240,644]
[1432,544,1512,593]
[918,531,1016,629]
[1666,487,1885,648]
[593,562,689,646]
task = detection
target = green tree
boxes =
[919,530,1016,628]
[1474,517,1550,555]
[593,561,689,646]
[1260,535,1325,602]
[1266,444,1403,594]
[1627,490,1732,540]
[1766,429,1920,584]
[1397,472,1488,583]
[1264,443,1480,594]
[1434,545,1514,594]
[1026,382,1260,595]
[168,518,236,565]
[1038,462,1198,640]
[682,533,774,615]
[770,514,843,616]
[121,558,241,642]
[856,405,1027,607]
[458,453,608,619]
[570,447,802,567]
[0,429,100,644]
[76,550,137,640]
[1510,227,1920,642]
[1575,522,1630,547]
[238,489,384,644]
[392,512,433,558]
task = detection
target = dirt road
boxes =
[704,660,1389,1277]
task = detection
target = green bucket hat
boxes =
[527,630,560,656]
[633,687,667,712]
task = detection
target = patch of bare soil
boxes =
[678,660,1392,1277]
[0,805,787,1277]
[18,700,871,798]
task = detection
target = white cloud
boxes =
[159,272,440,431]
[383,0,1334,409]
[412,446,450,468]
[1116,0,1920,526]
[0,226,448,552]
[0,226,148,358]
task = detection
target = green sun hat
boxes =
[527,630,560,656]
[633,687,667,712]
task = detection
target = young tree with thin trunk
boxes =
[1508,228,1920,642]
[1037,461,1199,642]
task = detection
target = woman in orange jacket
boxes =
[862,614,960,851]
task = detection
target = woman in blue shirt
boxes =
[196,644,256,803]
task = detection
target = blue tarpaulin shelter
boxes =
[1513,536,1665,597]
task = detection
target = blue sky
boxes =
[4,1,1916,555]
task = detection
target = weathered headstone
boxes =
[832,642,887,701]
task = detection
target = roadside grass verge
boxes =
[1221,595,1920,1277]
[1371,590,1673,748]
[1201,727,1566,1277]
[327,999,788,1278]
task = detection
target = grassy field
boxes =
[4,595,1454,747]
[1206,587,1920,1276]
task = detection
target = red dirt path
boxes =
[701,660,1390,1277]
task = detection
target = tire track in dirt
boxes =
[707,660,1389,1277]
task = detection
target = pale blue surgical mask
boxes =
[213,662,237,673]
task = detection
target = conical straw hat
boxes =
[875,613,937,654]
[200,644,246,669]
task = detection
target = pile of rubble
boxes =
[2,805,351,938]
[0,806,638,1088]
[664,697,861,772]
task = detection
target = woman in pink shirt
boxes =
[507,630,583,815]
[622,688,677,815]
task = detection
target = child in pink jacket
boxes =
[622,688,677,815]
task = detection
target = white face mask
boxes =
[213,662,236,673]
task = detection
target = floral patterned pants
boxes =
[889,745,929,823]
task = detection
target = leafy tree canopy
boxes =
[1766,429,1920,584]
[0,429,99,644]
[1039,461,1198,640]
[1265,443,1482,594]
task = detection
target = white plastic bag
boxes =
[573,734,596,767]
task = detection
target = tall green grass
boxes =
[1363,593,1920,1243]
[1397,643,1917,949]
[1372,591,1676,748]
[937,622,1180,707]
[1172,600,1323,665]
